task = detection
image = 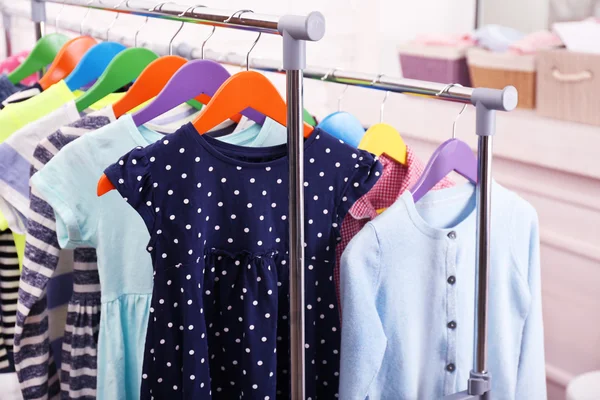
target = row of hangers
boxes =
[318,74,478,204]
[12,0,477,205]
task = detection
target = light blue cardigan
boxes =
[339,182,547,399]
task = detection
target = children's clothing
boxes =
[31,115,165,400]
[339,182,547,399]
[105,126,381,399]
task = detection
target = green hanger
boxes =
[303,109,317,127]
[8,33,70,84]
[75,48,159,112]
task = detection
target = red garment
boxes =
[335,149,455,309]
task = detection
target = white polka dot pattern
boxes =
[104,125,382,399]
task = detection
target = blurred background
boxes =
[1,1,599,399]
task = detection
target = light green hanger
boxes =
[75,47,159,112]
[8,33,70,84]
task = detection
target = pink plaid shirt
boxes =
[335,148,455,309]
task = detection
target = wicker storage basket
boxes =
[467,48,536,109]
[398,44,472,86]
[536,49,600,126]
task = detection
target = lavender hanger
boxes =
[132,59,264,127]
[410,84,477,202]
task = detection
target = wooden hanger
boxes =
[97,70,313,196]
[111,5,217,115]
[38,36,98,90]
[410,102,477,202]
[193,71,314,135]
[358,90,407,164]
[64,42,126,91]
[317,80,365,147]
[131,60,263,127]
[112,56,208,118]
[75,48,159,112]
[7,33,69,84]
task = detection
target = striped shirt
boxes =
[14,108,115,400]
[0,229,19,371]
[14,103,196,399]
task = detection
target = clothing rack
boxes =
[1,1,518,398]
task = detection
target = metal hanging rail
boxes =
[22,1,326,399]
[2,2,518,398]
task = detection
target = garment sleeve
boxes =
[334,150,382,230]
[514,205,548,399]
[0,142,29,233]
[13,186,63,399]
[339,222,387,400]
[30,138,98,249]
[103,146,156,235]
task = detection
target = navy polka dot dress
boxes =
[104,123,381,399]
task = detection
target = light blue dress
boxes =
[32,116,162,399]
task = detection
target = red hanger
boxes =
[38,36,98,90]
[97,71,313,196]
[112,55,218,118]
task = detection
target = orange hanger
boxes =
[97,70,313,197]
[193,71,314,136]
[38,36,98,90]
[111,55,242,122]
[112,56,209,118]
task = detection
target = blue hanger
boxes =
[64,42,127,91]
[317,111,366,147]
[316,79,365,147]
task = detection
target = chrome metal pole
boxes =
[35,21,45,80]
[2,12,12,58]
[287,69,306,399]
[474,0,482,29]
[39,0,281,34]
[31,0,46,78]
[278,13,324,399]
[474,134,492,374]
[34,21,44,40]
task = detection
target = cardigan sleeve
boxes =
[514,204,548,399]
[339,222,387,400]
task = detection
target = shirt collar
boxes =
[349,147,426,220]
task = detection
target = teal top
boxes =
[339,182,547,400]
[31,115,161,400]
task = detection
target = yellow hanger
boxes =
[357,75,407,164]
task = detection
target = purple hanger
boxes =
[410,138,478,202]
[132,59,265,127]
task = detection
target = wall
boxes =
[2,1,599,400]
[480,0,550,32]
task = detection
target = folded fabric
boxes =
[553,18,600,54]
[509,30,563,54]
[412,33,476,47]
[473,25,525,52]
